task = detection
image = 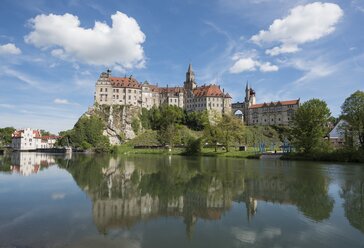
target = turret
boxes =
[245,82,250,103]
[184,64,197,90]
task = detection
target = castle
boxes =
[232,84,300,126]
[94,64,232,114]
[94,64,300,126]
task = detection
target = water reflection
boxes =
[58,155,339,237]
[1,154,364,247]
[0,152,58,176]
[340,168,364,233]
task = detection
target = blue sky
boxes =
[0,0,363,133]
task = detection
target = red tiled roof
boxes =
[109,77,141,89]
[33,130,41,138]
[193,85,227,97]
[249,99,300,109]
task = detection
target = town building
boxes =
[11,128,59,151]
[232,83,300,126]
[94,64,232,114]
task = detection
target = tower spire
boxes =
[188,63,193,72]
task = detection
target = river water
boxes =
[0,152,364,247]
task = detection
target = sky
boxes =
[0,0,363,134]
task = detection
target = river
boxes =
[0,152,363,247]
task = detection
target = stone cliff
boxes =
[85,104,141,145]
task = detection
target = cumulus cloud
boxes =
[0,43,21,55]
[54,98,70,104]
[229,55,278,73]
[25,11,146,70]
[251,2,343,56]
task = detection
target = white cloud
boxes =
[0,43,21,55]
[54,98,70,104]
[259,61,279,72]
[229,54,279,73]
[25,11,146,70]
[251,2,343,56]
[230,58,257,73]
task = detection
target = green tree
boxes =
[291,99,331,153]
[341,91,364,150]
[0,127,15,146]
[204,122,222,152]
[217,114,245,152]
[59,116,110,152]
[185,110,209,131]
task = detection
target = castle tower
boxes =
[184,64,197,90]
[245,82,250,103]
[244,82,256,107]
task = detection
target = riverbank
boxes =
[111,145,256,158]
[281,150,364,163]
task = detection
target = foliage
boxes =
[217,114,245,152]
[184,137,203,155]
[40,129,52,136]
[158,124,177,147]
[203,119,222,152]
[58,115,110,152]
[281,148,364,163]
[128,130,160,147]
[290,99,331,153]
[341,90,364,149]
[185,110,209,131]
[0,127,15,146]
[131,117,140,135]
[203,114,245,152]
[140,108,151,129]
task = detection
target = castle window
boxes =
[105,88,108,92]
[100,88,103,92]
[128,89,131,93]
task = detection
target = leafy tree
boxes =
[58,116,110,152]
[204,122,222,152]
[140,108,151,129]
[184,137,203,155]
[0,127,15,146]
[185,110,209,131]
[290,99,331,153]
[158,124,176,147]
[40,129,52,136]
[217,114,245,152]
[131,117,140,135]
[341,91,364,150]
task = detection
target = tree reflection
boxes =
[341,173,364,233]
[58,156,336,235]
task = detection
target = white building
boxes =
[11,128,59,151]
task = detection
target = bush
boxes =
[184,137,203,155]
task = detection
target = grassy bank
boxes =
[281,150,364,163]
[112,144,256,158]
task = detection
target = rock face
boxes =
[85,104,141,145]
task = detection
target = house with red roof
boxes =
[11,128,60,151]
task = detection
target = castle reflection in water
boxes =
[60,155,348,237]
[2,153,362,238]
